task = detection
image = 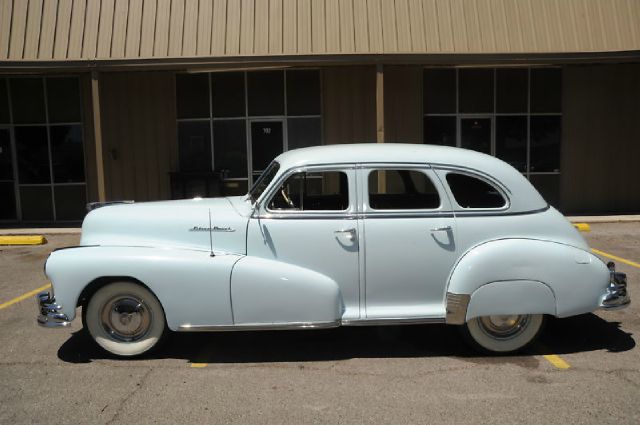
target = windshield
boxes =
[248,161,280,202]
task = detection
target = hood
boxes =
[80,196,253,254]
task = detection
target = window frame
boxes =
[175,69,324,190]
[1,76,87,223]
[360,164,449,215]
[434,167,511,212]
[261,165,357,218]
[422,67,562,179]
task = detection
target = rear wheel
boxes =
[462,314,545,354]
[84,281,166,357]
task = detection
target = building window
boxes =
[0,77,86,222]
[175,70,322,196]
[423,68,562,205]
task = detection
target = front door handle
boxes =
[430,226,452,232]
[334,228,356,241]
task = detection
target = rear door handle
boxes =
[334,228,356,241]
[430,226,452,232]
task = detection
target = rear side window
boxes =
[368,169,440,210]
[446,173,506,208]
[269,171,349,211]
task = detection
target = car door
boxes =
[359,165,458,319]
[245,166,361,320]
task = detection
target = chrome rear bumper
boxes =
[600,262,630,310]
[36,291,71,328]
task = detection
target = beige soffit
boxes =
[0,0,639,63]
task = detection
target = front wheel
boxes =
[84,281,167,357]
[462,314,545,354]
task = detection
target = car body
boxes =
[37,144,630,356]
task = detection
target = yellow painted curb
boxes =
[0,235,47,245]
[573,223,591,232]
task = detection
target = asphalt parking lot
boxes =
[0,223,639,424]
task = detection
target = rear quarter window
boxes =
[446,173,506,209]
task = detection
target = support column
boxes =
[375,64,384,143]
[91,71,106,202]
[376,64,386,193]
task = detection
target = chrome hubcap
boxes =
[100,296,151,342]
[477,314,530,340]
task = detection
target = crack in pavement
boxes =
[105,368,153,425]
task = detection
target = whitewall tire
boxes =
[462,314,545,354]
[84,281,166,357]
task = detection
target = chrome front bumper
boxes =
[36,291,71,328]
[600,262,630,310]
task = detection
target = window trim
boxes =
[363,167,444,212]
[261,165,356,218]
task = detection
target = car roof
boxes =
[273,143,548,213]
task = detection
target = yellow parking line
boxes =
[592,248,640,269]
[190,363,208,368]
[542,354,571,369]
[0,283,51,311]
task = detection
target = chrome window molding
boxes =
[260,165,357,216]
[432,166,512,213]
[359,165,447,213]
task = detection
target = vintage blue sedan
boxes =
[37,144,630,356]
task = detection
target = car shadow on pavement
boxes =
[57,313,634,364]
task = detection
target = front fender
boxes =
[447,239,609,319]
[45,246,241,330]
[230,256,343,324]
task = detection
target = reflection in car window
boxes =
[368,169,440,210]
[269,171,349,211]
[446,173,506,208]
[249,161,280,202]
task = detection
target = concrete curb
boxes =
[0,228,81,236]
[567,215,640,223]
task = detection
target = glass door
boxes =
[459,117,493,155]
[249,120,285,182]
[0,128,17,220]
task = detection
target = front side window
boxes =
[446,173,506,209]
[269,171,349,211]
[368,169,440,210]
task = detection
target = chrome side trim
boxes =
[254,208,549,220]
[445,292,471,325]
[36,291,71,328]
[178,320,341,332]
[86,200,134,211]
[178,316,447,331]
[255,213,358,220]
[341,317,445,326]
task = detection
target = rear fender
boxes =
[446,239,609,320]
[466,280,556,321]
